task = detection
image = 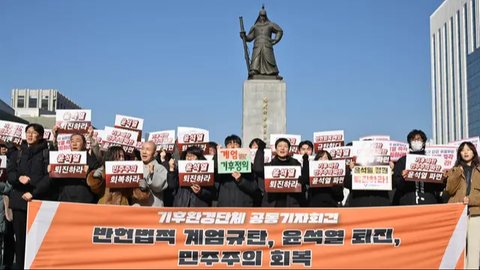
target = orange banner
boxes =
[26,201,466,269]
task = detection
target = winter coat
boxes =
[445,165,480,216]
[159,159,175,207]
[251,148,266,207]
[171,170,216,207]
[0,181,12,234]
[262,156,307,207]
[132,159,168,207]
[53,152,100,203]
[344,167,391,207]
[393,150,444,205]
[7,140,52,211]
[304,156,344,207]
[215,153,259,207]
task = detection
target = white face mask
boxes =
[411,141,424,151]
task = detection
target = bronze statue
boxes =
[240,6,283,80]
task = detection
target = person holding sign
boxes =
[298,140,314,156]
[156,148,175,207]
[86,146,149,205]
[308,150,344,207]
[250,138,267,206]
[50,133,100,203]
[0,140,14,269]
[7,123,51,269]
[216,135,259,207]
[0,140,7,156]
[171,146,216,207]
[133,141,168,207]
[263,138,307,207]
[344,142,392,207]
[393,130,444,205]
[444,142,480,269]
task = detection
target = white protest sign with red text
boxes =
[353,141,391,166]
[56,109,91,134]
[324,146,353,161]
[389,141,409,162]
[313,130,344,152]
[177,127,209,154]
[264,166,302,193]
[178,160,214,187]
[352,166,392,190]
[0,120,26,145]
[425,145,457,170]
[309,160,346,187]
[49,151,87,178]
[102,127,139,154]
[148,130,176,152]
[114,114,144,132]
[57,134,72,151]
[105,161,143,188]
[404,154,446,184]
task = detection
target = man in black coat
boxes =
[393,129,444,205]
[216,135,259,207]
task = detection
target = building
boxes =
[0,98,29,124]
[11,89,81,128]
[468,48,480,136]
[430,0,480,144]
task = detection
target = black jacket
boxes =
[251,148,265,207]
[215,153,259,207]
[53,152,99,203]
[170,170,216,207]
[262,156,307,207]
[393,150,445,205]
[344,167,391,207]
[304,156,344,207]
[159,159,175,207]
[7,140,52,211]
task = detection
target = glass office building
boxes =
[468,48,480,136]
[430,0,480,143]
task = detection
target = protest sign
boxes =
[309,160,346,187]
[49,151,87,178]
[218,148,251,174]
[178,160,215,187]
[313,130,344,152]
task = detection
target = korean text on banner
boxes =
[26,201,466,269]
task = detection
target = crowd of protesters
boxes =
[0,123,479,269]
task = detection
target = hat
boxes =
[259,5,267,16]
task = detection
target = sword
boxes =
[239,16,251,74]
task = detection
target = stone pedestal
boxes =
[242,80,286,146]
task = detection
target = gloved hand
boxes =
[93,166,104,178]
[139,179,149,192]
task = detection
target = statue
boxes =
[240,6,283,80]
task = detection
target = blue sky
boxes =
[0,0,444,144]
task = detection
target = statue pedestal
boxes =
[242,80,286,145]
